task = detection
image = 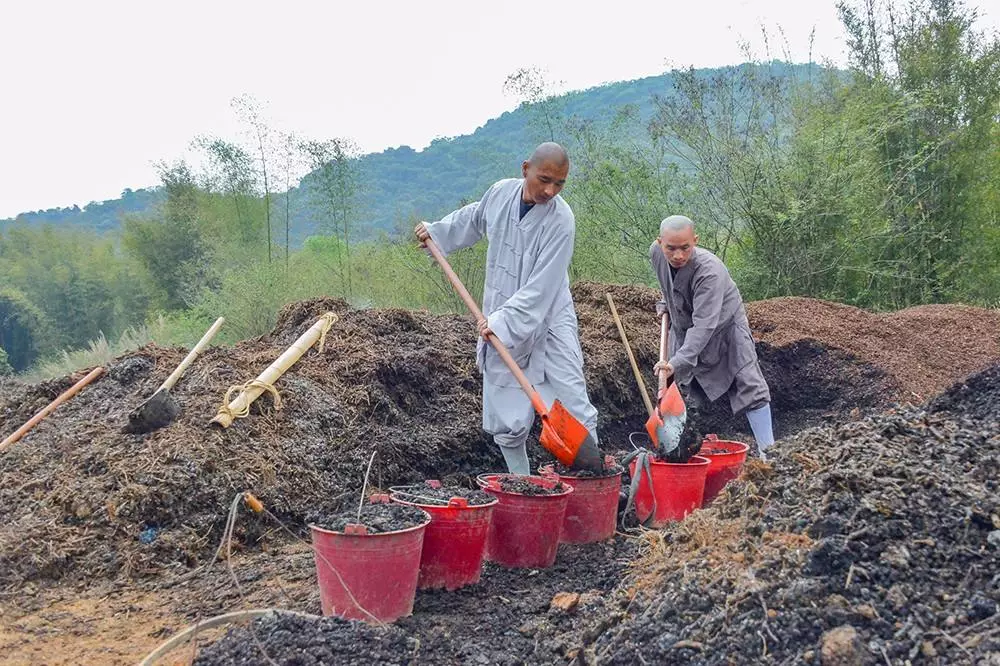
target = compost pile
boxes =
[0,285,997,595]
[185,363,1000,666]
[574,362,1000,665]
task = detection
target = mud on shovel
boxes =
[126,317,225,434]
[646,313,688,458]
[423,238,603,473]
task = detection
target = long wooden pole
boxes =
[0,366,105,452]
[424,238,550,418]
[606,293,655,418]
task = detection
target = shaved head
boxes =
[659,215,695,238]
[521,142,570,205]
[656,215,699,269]
[528,142,569,169]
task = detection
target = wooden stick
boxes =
[210,313,337,428]
[157,317,225,392]
[425,238,550,417]
[606,293,655,418]
[1,366,105,452]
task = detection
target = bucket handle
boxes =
[344,523,369,535]
[447,497,469,508]
[628,431,650,451]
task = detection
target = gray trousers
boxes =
[482,322,599,452]
[687,361,771,416]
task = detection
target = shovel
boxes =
[126,317,225,434]
[645,313,687,457]
[424,238,603,473]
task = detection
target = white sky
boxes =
[1,0,997,219]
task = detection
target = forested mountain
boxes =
[1,64,808,243]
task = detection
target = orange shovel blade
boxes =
[645,383,687,454]
[539,400,603,472]
[657,382,686,418]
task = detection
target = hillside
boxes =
[1,62,819,244]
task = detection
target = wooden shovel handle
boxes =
[606,293,655,418]
[424,238,548,416]
[658,313,670,393]
[1,366,105,452]
[158,317,225,392]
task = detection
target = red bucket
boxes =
[309,495,430,623]
[699,435,749,506]
[390,481,499,591]
[476,474,573,568]
[628,455,710,528]
[538,461,621,544]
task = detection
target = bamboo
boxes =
[606,293,655,418]
[209,312,337,428]
[1,366,105,452]
[157,317,225,392]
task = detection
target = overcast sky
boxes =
[2,0,997,219]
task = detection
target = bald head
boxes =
[528,142,569,169]
[656,215,699,269]
[521,142,570,205]
[659,215,695,238]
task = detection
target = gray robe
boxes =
[426,178,578,388]
[649,243,770,414]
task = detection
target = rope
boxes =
[316,312,339,353]
[217,379,283,422]
[621,441,659,530]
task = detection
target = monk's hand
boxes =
[655,301,668,316]
[653,360,674,379]
[476,318,493,339]
[414,222,430,246]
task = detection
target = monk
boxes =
[415,143,600,474]
[650,215,775,460]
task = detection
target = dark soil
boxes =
[491,476,567,496]
[188,356,1000,664]
[307,502,429,534]
[192,612,417,666]
[549,459,623,478]
[191,539,638,666]
[569,363,1000,665]
[0,285,997,596]
[389,483,495,506]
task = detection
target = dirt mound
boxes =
[0,288,996,593]
[182,366,1000,665]
[192,613,417,666]
[575,364,1000,664]
[747,297,1000,401]
[0,300,497,590]
[574,283,1000,447]
[929,363,1000,423]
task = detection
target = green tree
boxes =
[838,0,1000,304]
[122,162,209,310]
[300,138,361,298]
[0,288,54,371]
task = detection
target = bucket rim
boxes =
[307,508,432,537]
[699,437,750,457]
[475,473,576,498]
[537,463,624,481]
[389,493,499,510]
[631,454,712,468]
